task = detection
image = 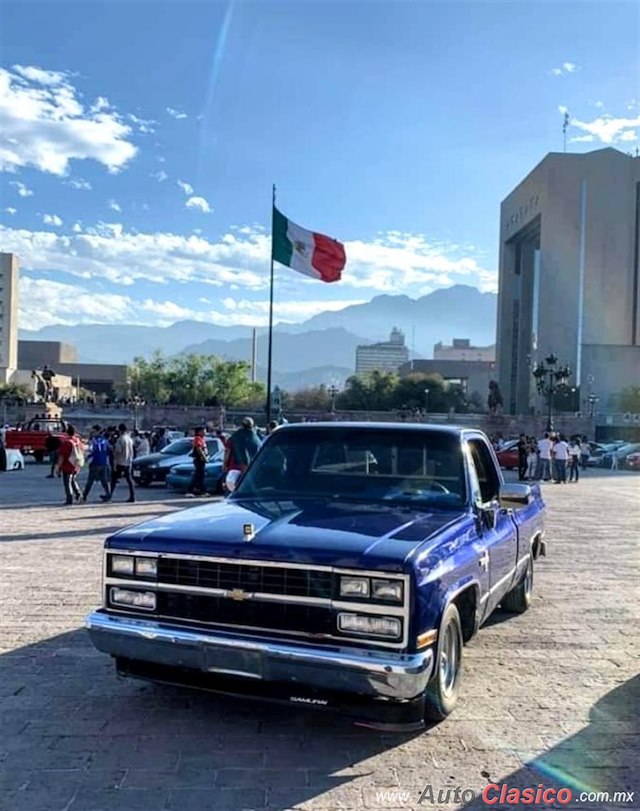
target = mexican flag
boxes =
[272,206,346,283]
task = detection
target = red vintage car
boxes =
[495,440,519,470]
[4,417,67,462]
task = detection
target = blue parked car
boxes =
[165,451,226,494]
[132,437,224,486]
[87,423,546,730]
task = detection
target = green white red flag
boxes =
[272,206,346,283]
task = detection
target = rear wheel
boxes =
[502,557,534,613]
[424,602,463,722]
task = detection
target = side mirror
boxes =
[225,469,242,493]
[499,483,532,510]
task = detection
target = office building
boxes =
[434,339,495,362]
[399,358,494,402]
[496,147,640,414]
[356,327,409,375]
[0,253,19,383]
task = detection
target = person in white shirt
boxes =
[568,439,581,482]
[537,432,552,481]
[552,435,569,483]
[102,423,135,503]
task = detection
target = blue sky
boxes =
[1,0,637,330]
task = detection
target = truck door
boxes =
[467,438,518,617]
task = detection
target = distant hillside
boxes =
[19,285,497,382]
[181,328,368,374]
[287,285,497,349]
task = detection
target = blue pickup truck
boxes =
[87,423,546,731]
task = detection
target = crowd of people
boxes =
[46,418,268,506]
[491,432,592,484]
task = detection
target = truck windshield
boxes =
[233,428,466,508]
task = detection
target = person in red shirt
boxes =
[57,425,84,505]
[185,427,208,498]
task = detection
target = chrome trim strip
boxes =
[104,578,406,616]
[478,554,529,605]
[479,564,519,604]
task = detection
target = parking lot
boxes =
[1,462,638,810]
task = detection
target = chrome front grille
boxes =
[157,558,333,599]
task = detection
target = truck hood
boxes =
[106,497,469,572]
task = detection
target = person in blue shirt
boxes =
[83,425,112,501]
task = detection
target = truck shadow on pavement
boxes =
[459,675,639,810]
[1,629,637,811]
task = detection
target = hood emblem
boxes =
[243,523,256,542]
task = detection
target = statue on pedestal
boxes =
[487,380,504,415]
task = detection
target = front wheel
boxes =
[33,451,45,463]
[502,557,533,614]
[424,602,463,722]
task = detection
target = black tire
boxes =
[502,556,534,614]
[424,602,464,722]
[138,472,153,487]
[33,451,45,463]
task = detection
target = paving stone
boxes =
[1,465,638,811]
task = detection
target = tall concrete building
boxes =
[434,339,495,362]
[356,327,409,375]
[0,253,19,383]
[496,148,640,414]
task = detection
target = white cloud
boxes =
[166,107,187,120]
[1,220,496,305]
[127,113,155,134]
[185,195,212,213]
[108,199,122,212]
[1,221,267,288]
[72,222,82,232]
[17,273,367,330]
[569,134,595,143]
[4,207,17,215]
[66,177,92,190]
[151,170,168,182]
[0,64,138,175]
[177,179,194,195]
[570,114,640,144]
[551,62,580,76]
[10,181,34,197]
[42,213,63,226]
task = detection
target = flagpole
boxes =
[266,183,276,423]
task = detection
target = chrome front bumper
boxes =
[86,611,434,703]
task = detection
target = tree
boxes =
[0,383,31,404]
[128,352,265,407]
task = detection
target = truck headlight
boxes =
[111,555,134,576]
[338,613,401,639]
[371,578,403,603]
[110,587,156,610]
[340,576,370,598]
[135,558,157,577]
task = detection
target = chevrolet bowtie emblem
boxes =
[227,589,249,601]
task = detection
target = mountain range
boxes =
[20,285,497,388]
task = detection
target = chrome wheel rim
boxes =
[440,622,460,696]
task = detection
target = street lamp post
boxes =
[423,388,430,418]
[532,353,571,432]
[328,385,339,413]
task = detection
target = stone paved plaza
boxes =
[0,463,638,810]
